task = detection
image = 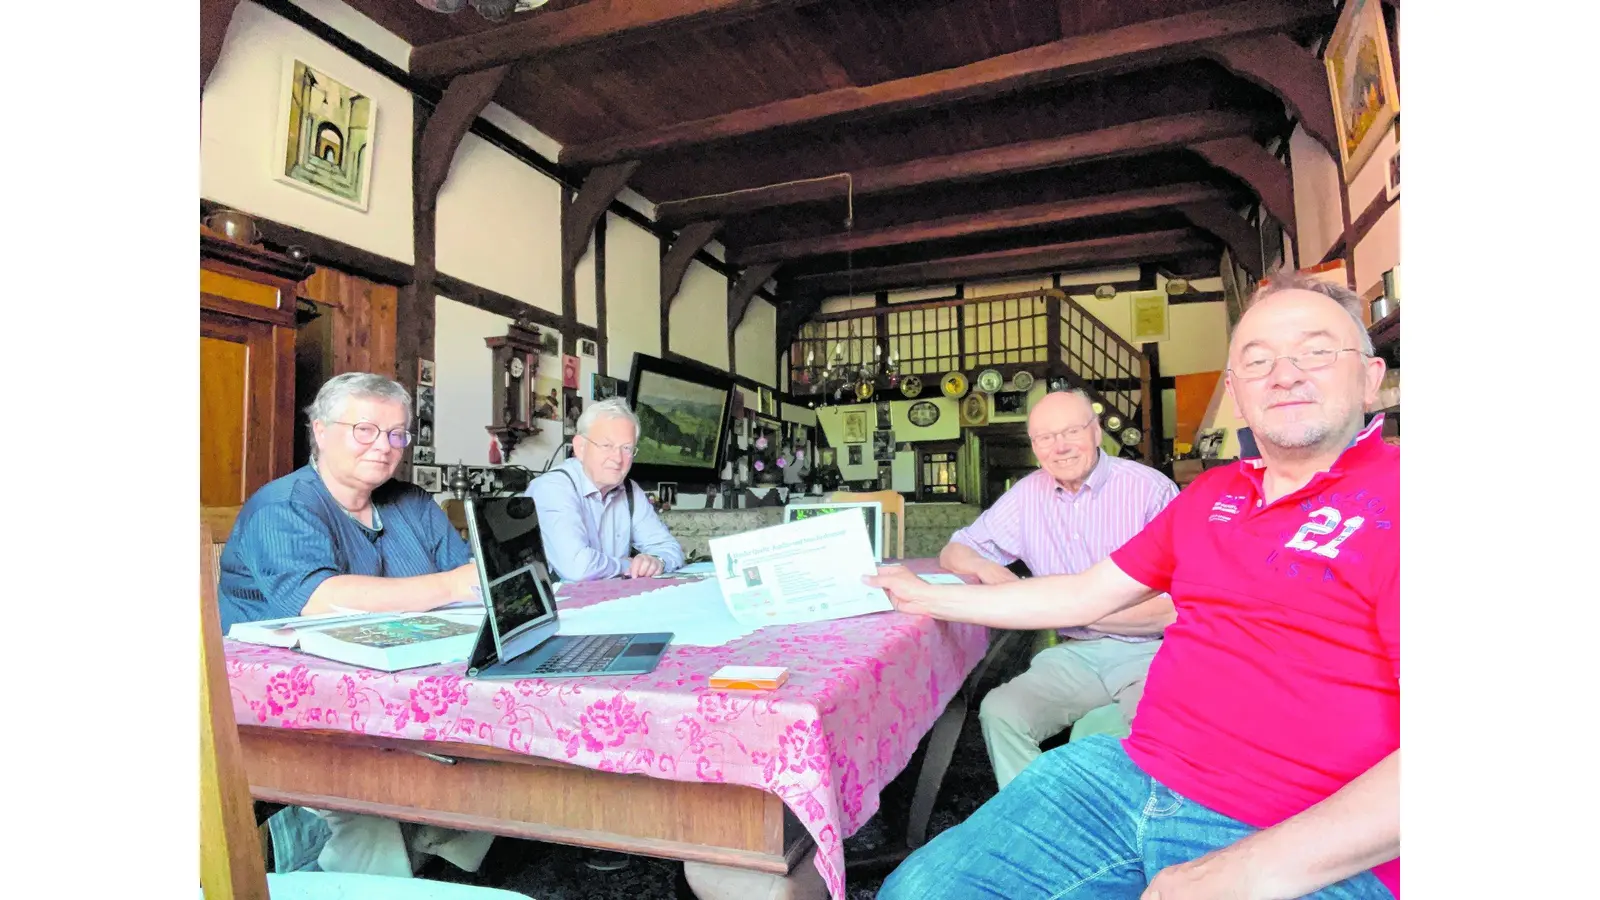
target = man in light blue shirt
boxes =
[528,397,685,581]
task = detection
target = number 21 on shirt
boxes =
[1285,506,1364,559]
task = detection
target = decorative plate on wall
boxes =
[941,371,968,398]
[1120,426,1142,446]
[901,375,923,398]
[1012,371,1034,391]
[907,400,941,427]
[855,381,875,401]
[976,368,1004,393]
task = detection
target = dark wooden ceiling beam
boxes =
[562,161,640,272]
[1199,33,1340,161]
[792,230,1217,296]
[411,0,824,81]
[559,0,1326,168]
[657,110,1259,227]
[1189,137,1297,244]
[1176,202,1264,278]
[201,0,244,94]
[728,263,782,336]
[728,182,1231,265]
[416,66,512,212]
[662,220,722,310]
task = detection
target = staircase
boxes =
[1053,291,1154,464]
[787,287,1157,465]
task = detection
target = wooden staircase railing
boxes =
[1054,291,1154,465]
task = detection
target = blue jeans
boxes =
[880,735,1391,899]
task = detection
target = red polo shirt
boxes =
[1111,417,1399,896]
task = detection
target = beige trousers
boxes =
[978,637,1162,789]
[310,809,495,877]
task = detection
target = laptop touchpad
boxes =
[623,641,667,658]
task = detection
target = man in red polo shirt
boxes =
[870,273,1399,899]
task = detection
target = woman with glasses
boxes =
[215,372,495,878]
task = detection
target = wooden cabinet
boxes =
[200,230,313,506]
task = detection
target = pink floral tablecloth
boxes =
[225,558,988,900]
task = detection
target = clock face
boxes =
[977,369,1004,393]
[509,357,525,378]
[907,400,940,427]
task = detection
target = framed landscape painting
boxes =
[1324,0,1399,181]
[273,57,377,211]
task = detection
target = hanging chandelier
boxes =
[414,1,549,23]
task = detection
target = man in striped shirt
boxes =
[942,388,1179,788]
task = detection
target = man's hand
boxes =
[974,560,1020,585]
[863,565,938,616]
[1142,846,1264,900]
[627,553,665,579]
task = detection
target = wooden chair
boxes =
[827,489,906,560]
[203,506,243,593]
[200,519,534,900]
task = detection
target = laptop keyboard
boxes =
[533,634,633,674]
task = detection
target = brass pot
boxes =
[205,209,260,245]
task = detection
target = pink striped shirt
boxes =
[949,452,1179,642]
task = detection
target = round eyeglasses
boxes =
[333,421,413,448]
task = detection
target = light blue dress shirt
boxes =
[526,457,685,582]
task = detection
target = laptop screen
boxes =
[467,497,557,641]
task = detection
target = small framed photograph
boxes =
[416,385,436,424]
[412,465,443,493]
[413,446,435,464]
[848,445,863,466]
[876,401,891,429]
[417,359,436,386]
[417,424,434,447]
[578,338,598,357]
[657,482,678,506]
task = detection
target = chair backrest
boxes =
[827,489,906,560]
[441,497,470,540]
[203,506,242,595]
[200,521,270,900]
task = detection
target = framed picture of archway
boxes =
[1324,0,1399,181]
[273,57,378,211]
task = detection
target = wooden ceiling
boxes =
[349,0,1342,295]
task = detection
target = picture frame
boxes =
[1324,0,1400,181]
[417,359,436,387]
[412,464,443,493]
[273,57,378,212]
[1385,145,1400,201]
[848,445,863,466]
[841,410,868,444]
[413,446,435,464]
[1129,290,1170,342]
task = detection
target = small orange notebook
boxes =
[709,665,789,691]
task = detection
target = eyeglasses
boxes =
[333,421,413,448]
[1230,348,1365,381]
[1029,420,1097,448]
[582,435,636,457]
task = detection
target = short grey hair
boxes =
[577,396,639,438]
[305,372,412,460]
[1247,270,1375,356]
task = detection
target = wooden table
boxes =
[239,725,824,898]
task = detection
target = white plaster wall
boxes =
[735,297,778,385]
[435,132,564,313]
[1290,124,1345,266]
[669,261,730,370]
[604,213,661,376]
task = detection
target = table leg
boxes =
[683,858,829,900]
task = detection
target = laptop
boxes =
[462,494,671,680]
[782,501,885,562]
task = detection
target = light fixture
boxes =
[1165,277,1189,295]
[415,0,549,22]
[1094,284,1116,300]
